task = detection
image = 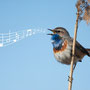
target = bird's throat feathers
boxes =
[51,34,63,50]
[52,40,63,50]
[53,40,67,53]
[51,34,68,53]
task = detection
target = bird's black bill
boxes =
[47,28,55,35]
[48,29,53,31]
[48,28,56,33]
[47,33,54,35]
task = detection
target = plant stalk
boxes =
[68,12,79,90]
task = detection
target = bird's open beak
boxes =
[48,29,55,33]
[47,33,54,35]
[47,29,55,35]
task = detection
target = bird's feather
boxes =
[66,37,90,56]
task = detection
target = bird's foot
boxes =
[68,76,73,83]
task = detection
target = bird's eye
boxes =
[56,31,60,33]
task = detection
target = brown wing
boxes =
[67,37,90,57]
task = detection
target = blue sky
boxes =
[0,0,90,90]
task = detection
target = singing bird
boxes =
[48,27,90,69]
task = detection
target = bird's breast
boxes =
[53,40,72,64]
[53,40,67,53]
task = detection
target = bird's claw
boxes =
[68,76,73,83]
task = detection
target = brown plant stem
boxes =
[68,12,79,90]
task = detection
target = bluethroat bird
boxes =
[48,27,90,70]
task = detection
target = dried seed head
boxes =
[83,5,90,24]
[76,0,90,24]
[88,0,90,3]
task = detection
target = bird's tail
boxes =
[86,49,90,57]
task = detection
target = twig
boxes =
[68,12,79,90]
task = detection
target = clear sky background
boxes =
[0,0,90,90]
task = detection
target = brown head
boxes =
[48,27,70,38]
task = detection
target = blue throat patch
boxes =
[51,34,63,50]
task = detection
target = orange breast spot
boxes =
[53,40,67,53]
